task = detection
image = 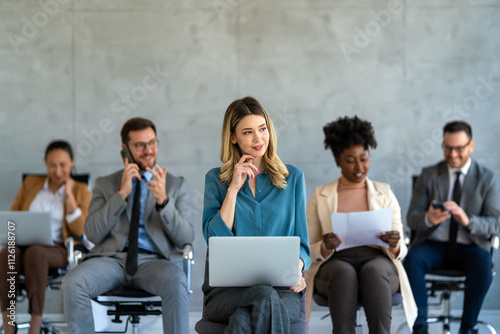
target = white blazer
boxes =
[304,177,417,329]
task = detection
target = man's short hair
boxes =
[443,121,472,139]
[120,117,156,144]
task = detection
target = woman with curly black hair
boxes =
[304,116,417,333]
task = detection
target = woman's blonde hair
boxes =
[219,96,289,189]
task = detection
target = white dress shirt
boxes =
[28,179,82,243]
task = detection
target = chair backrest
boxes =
[22,173,90,184]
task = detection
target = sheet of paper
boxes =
[330,207,393,251]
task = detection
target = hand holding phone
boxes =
[120,146,135,165]
[431,202,446,211]
[118,146,141,200]
[428,201,452,226]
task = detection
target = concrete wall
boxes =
[1,0,499,315]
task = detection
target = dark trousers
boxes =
[314,246,399,334]
[202,282,302,334]
[0,244,67,315]
[403,241,493,328]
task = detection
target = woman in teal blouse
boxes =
[202,96,311,334]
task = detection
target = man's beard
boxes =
[136,154,156,171]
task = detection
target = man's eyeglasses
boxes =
[130,139,159,152]
[441,139,471,154]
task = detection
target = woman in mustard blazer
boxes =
[305,116,417,333]
[0,140,90,334]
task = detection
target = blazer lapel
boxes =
[21,177,47,211]
[366,178,384,210]
[436,162,450,202]
[320,179,339,214]
[461,160,478,208]
[145,188,155,221]
[118,171,133,222]
[319,180,339,234]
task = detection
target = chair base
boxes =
[0,319,67,334]
[395,272,497,334]
[427,315,462,334]
[396,315,498,334]
[428,316,497,334]
[94,289,162,334]
[94,316,145,334]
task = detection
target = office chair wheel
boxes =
[477,320,497,334]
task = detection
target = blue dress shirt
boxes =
[129,170,156,253]
[203,164,311,271]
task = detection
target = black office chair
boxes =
[0,238,83,334]
[22,172,90,184]
[93,244,194,334]
[312,289,403,333]
[425,236,497,334]
[0,173,90,334]
[396,175,499,334]
[194,256,309,334]
[396,235,499,334]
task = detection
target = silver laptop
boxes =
[0,211,54,247]
[208,236,300,287]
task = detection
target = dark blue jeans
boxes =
[403,241,492,328]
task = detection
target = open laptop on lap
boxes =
[208,236,300,287]
[0,211,54,247]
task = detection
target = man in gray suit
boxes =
[62,117,194,334]
[404,121,500,334]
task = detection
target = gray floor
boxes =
[307,308,500,334]
[3,309,500,333]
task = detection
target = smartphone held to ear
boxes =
[120,146,135,164]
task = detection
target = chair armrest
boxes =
[404,234,410,246]
[65,236,74,253]
[491,235,499,250]
[183,243,194,260]
[490,235,499,277]
[65,236,84,270]
[183,244,194,294]
[65,236,75,268]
